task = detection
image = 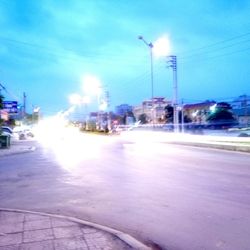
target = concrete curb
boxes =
[168,141,250,153]
[0,208,151,250]
[0,146,35,157]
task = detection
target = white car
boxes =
[13,126,34,140]
[1,126,13,137]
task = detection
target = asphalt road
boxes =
[0,134,250,250]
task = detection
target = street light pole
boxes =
[149,43,154,104]
[23,92,26,120]
[181,99,184,133]
[167,55,179,132]
[138,35,155,124]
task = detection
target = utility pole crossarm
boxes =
[166,55,179,132]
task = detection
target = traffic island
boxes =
[167,134,250,153]
[0,208,151,250]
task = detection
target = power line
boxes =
[179,37,250,60]
[179,45,250,66]
[0,82,21,101]
[178,30,250,57]
[0,35,147,66]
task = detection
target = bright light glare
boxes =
[99,101,107,111]
[210,104,217,113]
[34,115,68,145]
[82,96,91,104]
[120,130,250,147]
[65,106,76,115]
[34,114,113,172]
[192,110,199,117]
[82,75,102,96]
[153,36,171,57]
[69,93,82,105]
[33,107,40,112]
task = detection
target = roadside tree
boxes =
[164,105,173,123]
[206,102,237,128]
[138,113,148,124]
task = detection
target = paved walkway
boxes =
[0,140,35,157]
[0,209,150,250]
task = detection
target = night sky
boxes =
[0,0,250,115]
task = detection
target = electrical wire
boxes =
[178,30,250,57]
[0,83,21,101]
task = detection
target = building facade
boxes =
[230,95,250,126]
[183,101,216,123]
[115,104,133,117]
[133,97,171,123]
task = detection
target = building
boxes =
[231,95,250,109]
[133,97,171,123]
[233,108,250,126]
[230,95,250,126]
[115,104,133,116]
[183,101,216,123]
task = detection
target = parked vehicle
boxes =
[12,126,34,140]
[1,126,13,137]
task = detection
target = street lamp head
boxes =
[138,35,153,48]
[82,75,102,96]
[153,36,170,57]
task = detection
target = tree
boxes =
[179,112,192,123]
[206,102,237,128]
[138,113,148,124]
[123,111,136,125]
[0,94,3,110]
[7,118,16,127]
[164,105,173,123]
[216,102,232,110]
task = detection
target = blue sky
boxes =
[0,0,250,115]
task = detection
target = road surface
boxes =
[0,133,250,250]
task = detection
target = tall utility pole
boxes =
[0,83,4,109]
[167,55,179,132]
[181,99,184,133]
[23,92,26,119]
[243,95,248,127]
[105,90,112,131]
[138,35,155,124]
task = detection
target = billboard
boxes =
[0,110,8,121]
[2,101,19,114]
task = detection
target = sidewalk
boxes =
[0,209,150,250]
[0,141,35,157]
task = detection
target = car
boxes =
[1,126,13,134]
[1,126,13,137]
[12,126,34,140]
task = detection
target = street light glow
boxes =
[82,96,91,104]
[99,101,108,111]
[69,93,82,105]
[153,35,171,57]
[210,104,217,113]
[82,75,102,96]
